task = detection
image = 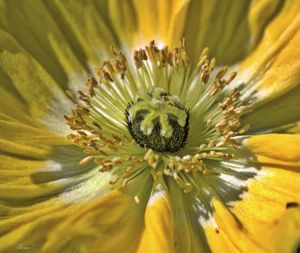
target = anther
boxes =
[134,195,140,204]
[65,90,77,102]
[79,156,94,165]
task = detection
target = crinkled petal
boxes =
[0,173,152,253]
[247,0,283,50]
[238,8,300,132]
[238,1,300,104]
[0,120,68,146]
[0,121,114,250]
[0,0,127,135]
[0,148,111,232]
[203,134,300,252]
[214,134,300,252]
[0,170,153,252]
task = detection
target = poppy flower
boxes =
[0,1,299,252]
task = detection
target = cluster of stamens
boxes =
[134,39,189,68]
[65,39,251,200]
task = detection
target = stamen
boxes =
[65,40,252,196]
[79,155,94,165]
[134,195,140,204]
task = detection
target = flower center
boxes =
[65,39,253,200]
[125,88,189,152]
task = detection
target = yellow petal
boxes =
[0,87,36,126]
[247,0,283,50]
[137,183,175,253]
[184,0,282,64]
[0,29,72,134]
[232,167,300,231]
[0,120,68,146]
[229,169,300,252]
[52,0,117,62]
[0,117,67,159]
[0,0,89,86]
[168,180,211,253]
[0,191,137,253]
[245,133,300,167]
[239,1,300,104]
[0,173,152,253]
[205,134,300,252]
[0,131,111,241]
[108,0,137,48]
[205,199,265,253]
[206,198,300,253]
[266,206,300,253]
[0,139,50,159]
[132,0,190,47]
[242,85,300,133]
[220,134,300,252]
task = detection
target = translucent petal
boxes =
[132,0,190,47]
[183,0,282,64]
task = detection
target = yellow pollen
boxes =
[134,195,140,204]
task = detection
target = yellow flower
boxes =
[0,1,300,253]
